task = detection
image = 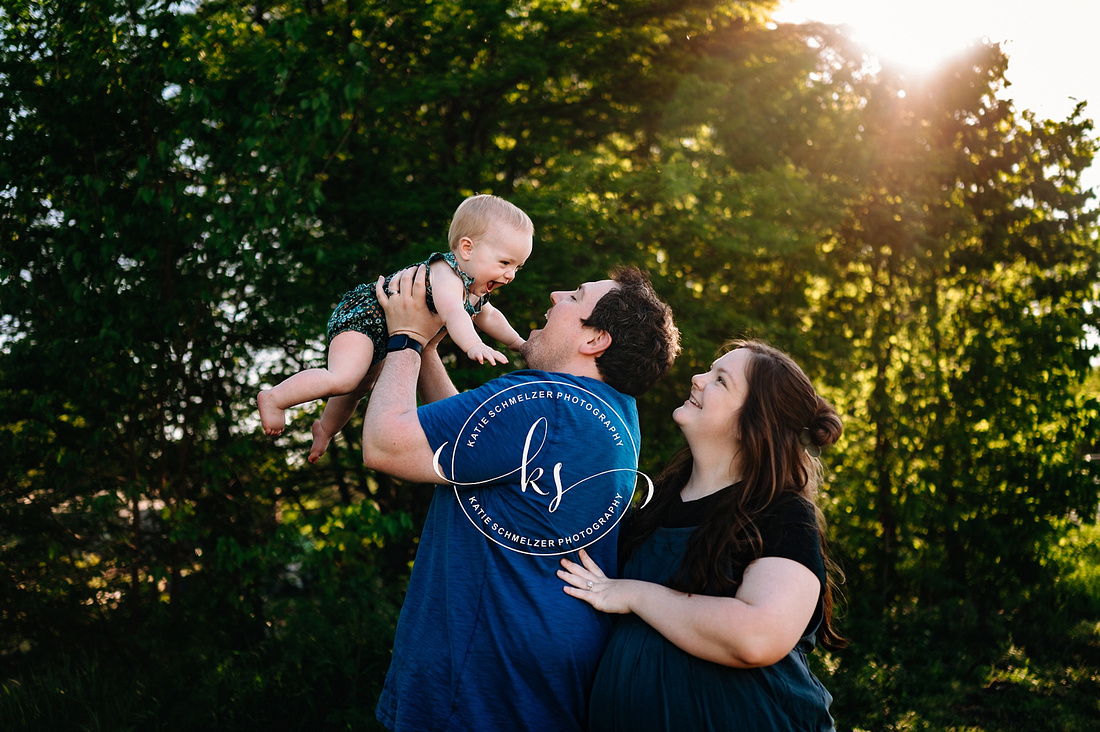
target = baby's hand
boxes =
[467,343,510,366]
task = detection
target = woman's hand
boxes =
[558,549,638,615]
[563,549,821,667]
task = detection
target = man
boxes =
[363,263,679,731]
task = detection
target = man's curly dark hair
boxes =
[583,266,680,396]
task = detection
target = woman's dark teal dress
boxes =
[588,490,835,732]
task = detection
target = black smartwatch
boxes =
[386,334,424,355]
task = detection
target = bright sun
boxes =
[772,0,1100,194]
[773,0,1014,74]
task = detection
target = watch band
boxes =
[386,334,424,355]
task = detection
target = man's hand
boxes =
[361,265,442,483]
[376,264,443,344]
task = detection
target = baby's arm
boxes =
[428,260,509,366]
[473,302,525,351]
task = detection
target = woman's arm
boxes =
[558,550,820,668]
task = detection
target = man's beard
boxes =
[518,332,566,372]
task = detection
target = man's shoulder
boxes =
[508,369,629,394]
[422,370,637,425]
[464,369,596,399]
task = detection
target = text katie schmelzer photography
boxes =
[430,380,653,556]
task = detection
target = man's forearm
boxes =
[362,264,448,483]
[418,345,459,404]
[362,349,439,482]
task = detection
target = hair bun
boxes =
[807,396,843,449]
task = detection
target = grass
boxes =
[825,620,1100,731]
[820,520,1100,731]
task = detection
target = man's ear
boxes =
[457,237,474,261]
[579,329,612,357]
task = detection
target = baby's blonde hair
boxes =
[447,194,534,251]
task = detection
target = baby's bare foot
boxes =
[257,390,285,436]
[308,420,334,464]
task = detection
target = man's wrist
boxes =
[386,333,425,355]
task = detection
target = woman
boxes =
[559,339,844,731]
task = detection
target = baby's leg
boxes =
[258,331,375,436]
[309,361,382,463]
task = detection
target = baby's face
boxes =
[461,222,532,297]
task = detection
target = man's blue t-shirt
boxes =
[375,370,644,732]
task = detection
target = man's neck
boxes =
[526,358,602,383]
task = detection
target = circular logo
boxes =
[431,379,652,556]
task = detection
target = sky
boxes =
[773,0,1100,195]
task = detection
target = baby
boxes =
[258,194,533,462]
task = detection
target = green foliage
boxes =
[0,496,406,730]
[816,618,1100,731]
[808,520,1100,731]
[1048,520,1100,616]
[2,0,1099,728]
[797,45,1100,616]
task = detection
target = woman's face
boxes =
[673,349,752,445]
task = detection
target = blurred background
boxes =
[2,1,1098,729]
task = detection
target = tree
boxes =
[0,0,300,654]
[2,0,789,658]
[3,2,1098,711]
[801,42,1100,618]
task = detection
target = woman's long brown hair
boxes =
[620,340,847,649]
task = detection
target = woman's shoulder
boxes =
[756,492,825,578]
[762,490,818,522]
[756,492,821,548]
